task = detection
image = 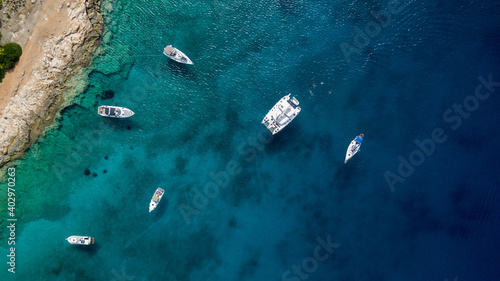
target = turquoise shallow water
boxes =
[2,0,500,280]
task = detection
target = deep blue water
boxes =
[1,0,500,280]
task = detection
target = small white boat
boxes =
[98,105,135,118]
[149,187,165,212]
[66,235,94,246]
[163,45,193,65]
[345,134,364,163]
[262,94,301,135]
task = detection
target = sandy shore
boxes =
[0,0,103,167]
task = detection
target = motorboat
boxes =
[98,105,135,118]
[163,45,193,65]
[345,134,364,163]
[261,94,301,135]
[66,235,94,245]
[149,187,165,212]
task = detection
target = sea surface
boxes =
[1,0,500,280]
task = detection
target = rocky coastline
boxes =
[0,0,104,168]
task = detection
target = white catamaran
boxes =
[98,105,135,118]
[262,94,301,135]
[163,45,194,65]
[344,134,364,163]
[149,187,165,212]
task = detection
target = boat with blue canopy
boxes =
[345,134,364,163]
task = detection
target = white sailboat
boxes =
[149,187,165,212]
[163,45,193,65]
[66,235,94,246]
[344,134,364,163]
[262,94,301,135]
[98,105,135,118]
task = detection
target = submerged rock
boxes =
[229,218,237,228]
[102,90,114,100]
[84,168,91,176]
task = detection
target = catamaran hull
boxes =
[261,94,301,135]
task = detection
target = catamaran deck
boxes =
[262,94,301,134]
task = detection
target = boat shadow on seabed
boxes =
[164,60,197,81]
[72,242,101,255]
[152,197,169,220]
[100,117,138,132]
[265,124,303,155]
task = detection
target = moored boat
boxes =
[345,134,364,163]
[66,235,94,246]
[98,105,135,118]
[149,187,165,212]
[261,94,301,135]
[163,45,193,65]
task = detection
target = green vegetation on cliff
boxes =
[0,42,22,82]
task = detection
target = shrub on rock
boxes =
[0,42,22,82]
[0,43,22,69]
